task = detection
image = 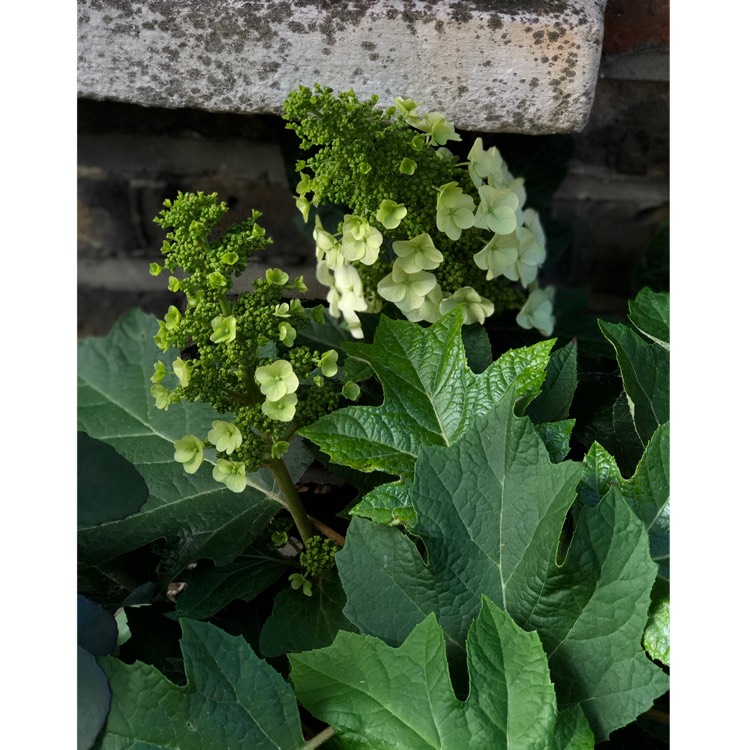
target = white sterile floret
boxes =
[377,264,437,312]
[392,233,444,273]
[515,226,546,287]
[516,287,556,337]
[468,137,509,189]
[439,287,495,325]
[473,184,519,236]
[402,285,445,324]
[313,215,338,262]
[523,207,546,250]
[341,215,383,265]
[436,182,476,242]
[473,232,520,281]
[330,263,368,337]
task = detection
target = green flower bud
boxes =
[359,162,372,174]
[289,573,312,597]
[271,440,290,459]
[399,158,417,175]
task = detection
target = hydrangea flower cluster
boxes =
[284,85,555,338]
[150,191,359,492]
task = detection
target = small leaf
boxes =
[578,441,623,507]
[175,551,288,620]
[97,620,305,749]
[536,419,574,463]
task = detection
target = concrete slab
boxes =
[77,0,606,134]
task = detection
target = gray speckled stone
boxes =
[77,0,606,133]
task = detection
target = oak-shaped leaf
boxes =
[97,619,305,749]
[78,310,311,577]
[289,597,594,749]
[301,308,552,524]
[337,389,668,740]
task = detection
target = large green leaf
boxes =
[77,310,311,576]
[599,320,669,445]
[337,390,668,740]
[303,309,552,526]
[301,308,553,479]
[175,550,289,620]
[290,597,593,750]
[259,571,356,658]
[97,619,305,749]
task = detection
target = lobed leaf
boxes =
[97,619,305,749]
[338,389,668,740]
[290,597,591,749]
[77,310,311,576]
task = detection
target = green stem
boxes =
[269,458,314,543]
[302,726,336,750]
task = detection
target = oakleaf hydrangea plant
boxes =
[284,84,555,338]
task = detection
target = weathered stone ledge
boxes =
[77,0,606,134]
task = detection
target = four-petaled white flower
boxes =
[376,200,408,230]
[207,420,243,455]
[515,227,546,287]
[174,435,205,474]
[377,265,437,312]
[467,137,509,189]
[261,392,298,422]
[212,459,247,493]
[402,284,445,324]
[392,233,444,273]
[341,215,383,265]
[516,287,555,337]
[473,232,520,281]
[415,111,462,146]
[436,182,476,242]
[439,287,495,325]
[473,184,519,236]
[255,360,299,402]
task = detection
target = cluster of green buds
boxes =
[149,191,359,491]
[284,85,555,338]
[288,536,339,597]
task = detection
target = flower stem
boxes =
[269,458,314,543]
[302,726,336,749]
